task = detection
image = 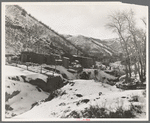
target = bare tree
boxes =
[106,9,146,82]
[123,10,146,82]
[106,10,132,81]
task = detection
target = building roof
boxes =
[5,54,14,57]
[73,55,93,59]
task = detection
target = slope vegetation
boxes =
[5,5,79,55]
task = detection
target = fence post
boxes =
[40,65,42,73]
[27,63,28,70]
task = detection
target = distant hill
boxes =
[64,35,123,57]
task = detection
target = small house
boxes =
[72,55,94,68]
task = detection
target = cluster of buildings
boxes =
[6,51,94,69]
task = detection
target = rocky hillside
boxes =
[5,5,80,56]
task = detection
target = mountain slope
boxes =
[65,35,122,57]
[5,5,81,55]
[5,5,122,59]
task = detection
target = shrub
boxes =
[130,104,142,114]
[142,90,146,97]
[64,103,142,118]
[81,106,108,118]
[109,106,135,118]
[67,111,81,118]
[5,91,20,102]
[129,95,139,102]
[5,104,13,111]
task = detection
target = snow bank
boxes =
[4,66,146,120]
[5,79,49,118]
[6,65,67,92]
[4,65,66,118]
[11,80,118,119]
[24,74,48,82]
[5,65,36,76]
[12,79,146,119]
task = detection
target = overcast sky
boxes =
[18,2,148,39]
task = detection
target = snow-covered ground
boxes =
[5,65,76,118]
[5,66,49,118]
[4,65,147,120]
[5,65,36,76]
[12,80,146,120]
[16,64,76,80]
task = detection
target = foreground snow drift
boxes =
[4,65,146,120]
[12,79,146,119]
[5,65,36,76]
[6,65,67,92]
[5,79,49,118]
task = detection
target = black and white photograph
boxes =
[2,2,148,121]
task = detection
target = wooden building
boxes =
[21,51,61,65]
[72,55,94,68]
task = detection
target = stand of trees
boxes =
[106,9,146,83]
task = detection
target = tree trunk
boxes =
[125,44,132,78]
[125,63,129,82]
[127,58,132,77]
[143,60,146,77]
[139,60,144,82]
[134,63,138,77]
[118,31,132,78]
[137,62,141,81]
